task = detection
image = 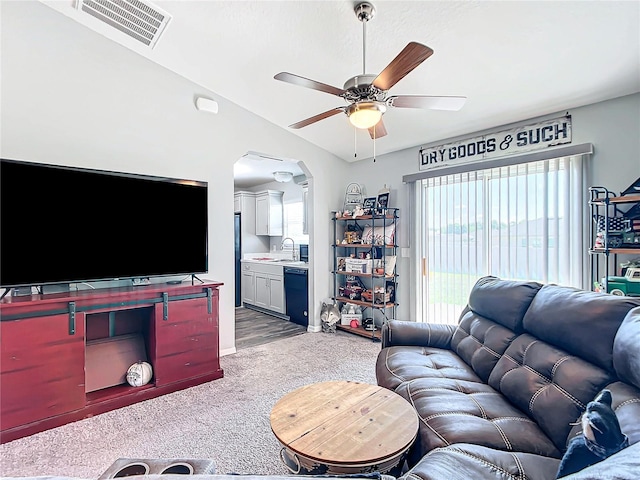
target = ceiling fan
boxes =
[274,2,466,139]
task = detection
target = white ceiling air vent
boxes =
[76,0,172,49]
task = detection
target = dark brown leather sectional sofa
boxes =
[376,276,640,479]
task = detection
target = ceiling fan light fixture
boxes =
[273,171,294,183]
[347,102,386,129]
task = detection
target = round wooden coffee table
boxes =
[270,380,418,474]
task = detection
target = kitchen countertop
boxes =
[241,258,309,269]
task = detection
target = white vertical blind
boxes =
[420,155,587,325]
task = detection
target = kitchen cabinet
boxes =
[255,272,285,313]
[235,191,270,255]
[241,269,256,304]
[234,191,255,215]
[256,190,284,236]
[241,262,285,314]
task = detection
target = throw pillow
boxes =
[361,224,395,245]
[556,389,629,478]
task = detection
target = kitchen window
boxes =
[283,201,309,247]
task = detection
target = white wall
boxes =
[345,93,640,321]
[571,94,640,192]
[0,1,348,354]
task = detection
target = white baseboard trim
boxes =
[220,347,237,357]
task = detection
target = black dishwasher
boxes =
[284,267,308,327]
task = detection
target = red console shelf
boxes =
[0,280,224,443]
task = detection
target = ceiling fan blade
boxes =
[274,72,345,97]
[368,119,388,139]
[387,95,467,111]
[289,107,345,129]
[372,42,434,91]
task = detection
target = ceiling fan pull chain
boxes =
[354,126,358,158]
[373,127,376,162]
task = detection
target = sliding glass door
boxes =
[419,155,587,324]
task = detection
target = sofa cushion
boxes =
[488,333,616,451]
[401,443,560,480]
[395,377,561,462]
[467,276,542,332]
[376,346,482,392]
[613,306,640,389]
[523,285,640,372]
[451,311,519,382]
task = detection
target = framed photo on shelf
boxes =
[385,281,396,303]
[363,197,377,214]
[376,192,390,212]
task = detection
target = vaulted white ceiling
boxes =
[42,0,640,165]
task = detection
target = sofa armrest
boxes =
[381,320,457,349]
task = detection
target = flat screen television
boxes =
[1,158,208,288]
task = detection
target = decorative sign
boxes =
[419,115,572,171]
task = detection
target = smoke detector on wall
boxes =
[76,0,172,49]
[195,97,219,114]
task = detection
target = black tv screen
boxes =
[1,159,208,288]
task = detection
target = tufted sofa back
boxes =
[450,276,542,382]
[487,286,640,451]
[565,308,640,448]
[522,285,640,372]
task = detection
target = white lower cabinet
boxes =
[241,262,285,314]
[241,270,255,304]
[269,275,284,312]
[255,273,284,313]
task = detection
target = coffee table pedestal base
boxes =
[280,446,408,476]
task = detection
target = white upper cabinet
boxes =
[255,190,284,236]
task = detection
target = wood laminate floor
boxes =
[235,306,307,350]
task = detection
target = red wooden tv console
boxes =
[0,280,224,443]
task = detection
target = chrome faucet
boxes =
[281,237,296,260]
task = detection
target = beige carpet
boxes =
[0,331,381,479]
